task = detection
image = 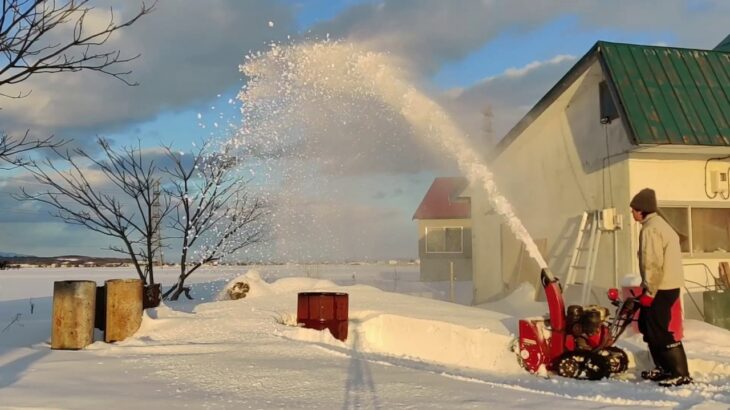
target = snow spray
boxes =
[237,41,547,269]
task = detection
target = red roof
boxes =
[412,177,470,220]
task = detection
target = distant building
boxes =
[413,177,472,282]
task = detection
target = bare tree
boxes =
[15,138,171,285]
[0,1,153,164]
[0,130,63,167]
[0,0,155,97]
[162,143,268,301]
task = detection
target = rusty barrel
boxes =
[51,280,96,350]
[104,279,143,343]
[297,292,348,341]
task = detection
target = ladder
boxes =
[566,210,602,305]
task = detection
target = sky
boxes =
[0,0,728,261]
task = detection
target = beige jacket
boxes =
[638,213,685,296]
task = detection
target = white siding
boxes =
[472,60,634,303]
[629,154,730,319]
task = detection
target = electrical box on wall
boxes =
[599,208,623,231]
[710,170,729,195]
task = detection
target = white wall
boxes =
[629,153,730,319]
[472,60,635,303]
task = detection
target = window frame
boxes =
[658,201,730,258]
[425,226,464,254]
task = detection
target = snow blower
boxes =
[516,268,639,380]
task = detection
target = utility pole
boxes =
[152,180,163,266]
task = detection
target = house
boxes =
[467,36,730,319]
[413,177,472,282]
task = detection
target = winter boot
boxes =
[641,345,671,381]
[657,343,692,387]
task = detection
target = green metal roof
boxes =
[599,41,730,146]
[715,34,730,52]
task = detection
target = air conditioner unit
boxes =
[710,170,729,195]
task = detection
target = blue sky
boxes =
[433,14,676,88]
[106,9,679,155]
[0,0,727,260]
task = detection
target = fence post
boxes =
[393,266,398,292]
[449,261,455,303]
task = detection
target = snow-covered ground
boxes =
[1,265,729,409]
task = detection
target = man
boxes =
[630,188,692,386]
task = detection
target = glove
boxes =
[639,293,654,307]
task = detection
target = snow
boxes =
[1,266,729,409]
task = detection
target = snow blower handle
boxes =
[606,296,640,344]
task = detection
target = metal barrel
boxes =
[51,280,97,350]
[104,279,143,343]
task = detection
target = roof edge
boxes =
[714,34,730,52]
[488,40,730,161]
[488,42,600,161]
[599,39,730,55]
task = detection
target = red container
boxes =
[297,292,348,341]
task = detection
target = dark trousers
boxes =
[638,288,681,348]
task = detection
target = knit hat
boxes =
[630,188,658,213]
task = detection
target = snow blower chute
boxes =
[516,268,639,380]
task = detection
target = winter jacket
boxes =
[638,213,685,296]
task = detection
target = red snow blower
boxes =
[516,268,639,380]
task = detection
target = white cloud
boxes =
[439,54,578,145]
[501,55,576,79]
[309,0,567,76]
[0,0,296,139]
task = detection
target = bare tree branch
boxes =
[0,130,64,167]
[0,1,152,164]
[0,0,155,94]
[13,136,268,297]
[13,137,171,284]
[161,142,269,300]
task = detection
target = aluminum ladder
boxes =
[566,210,602,305]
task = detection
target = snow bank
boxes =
[216,269,340,301]
[2,266,730,408]
[353,313,520,373]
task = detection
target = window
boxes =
[659,206,730,254]
[426,227,463,253]
[691,208,730,253]
[660,207,690,252]
[599,81,619,124]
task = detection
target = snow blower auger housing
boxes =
[517,268,639,380]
